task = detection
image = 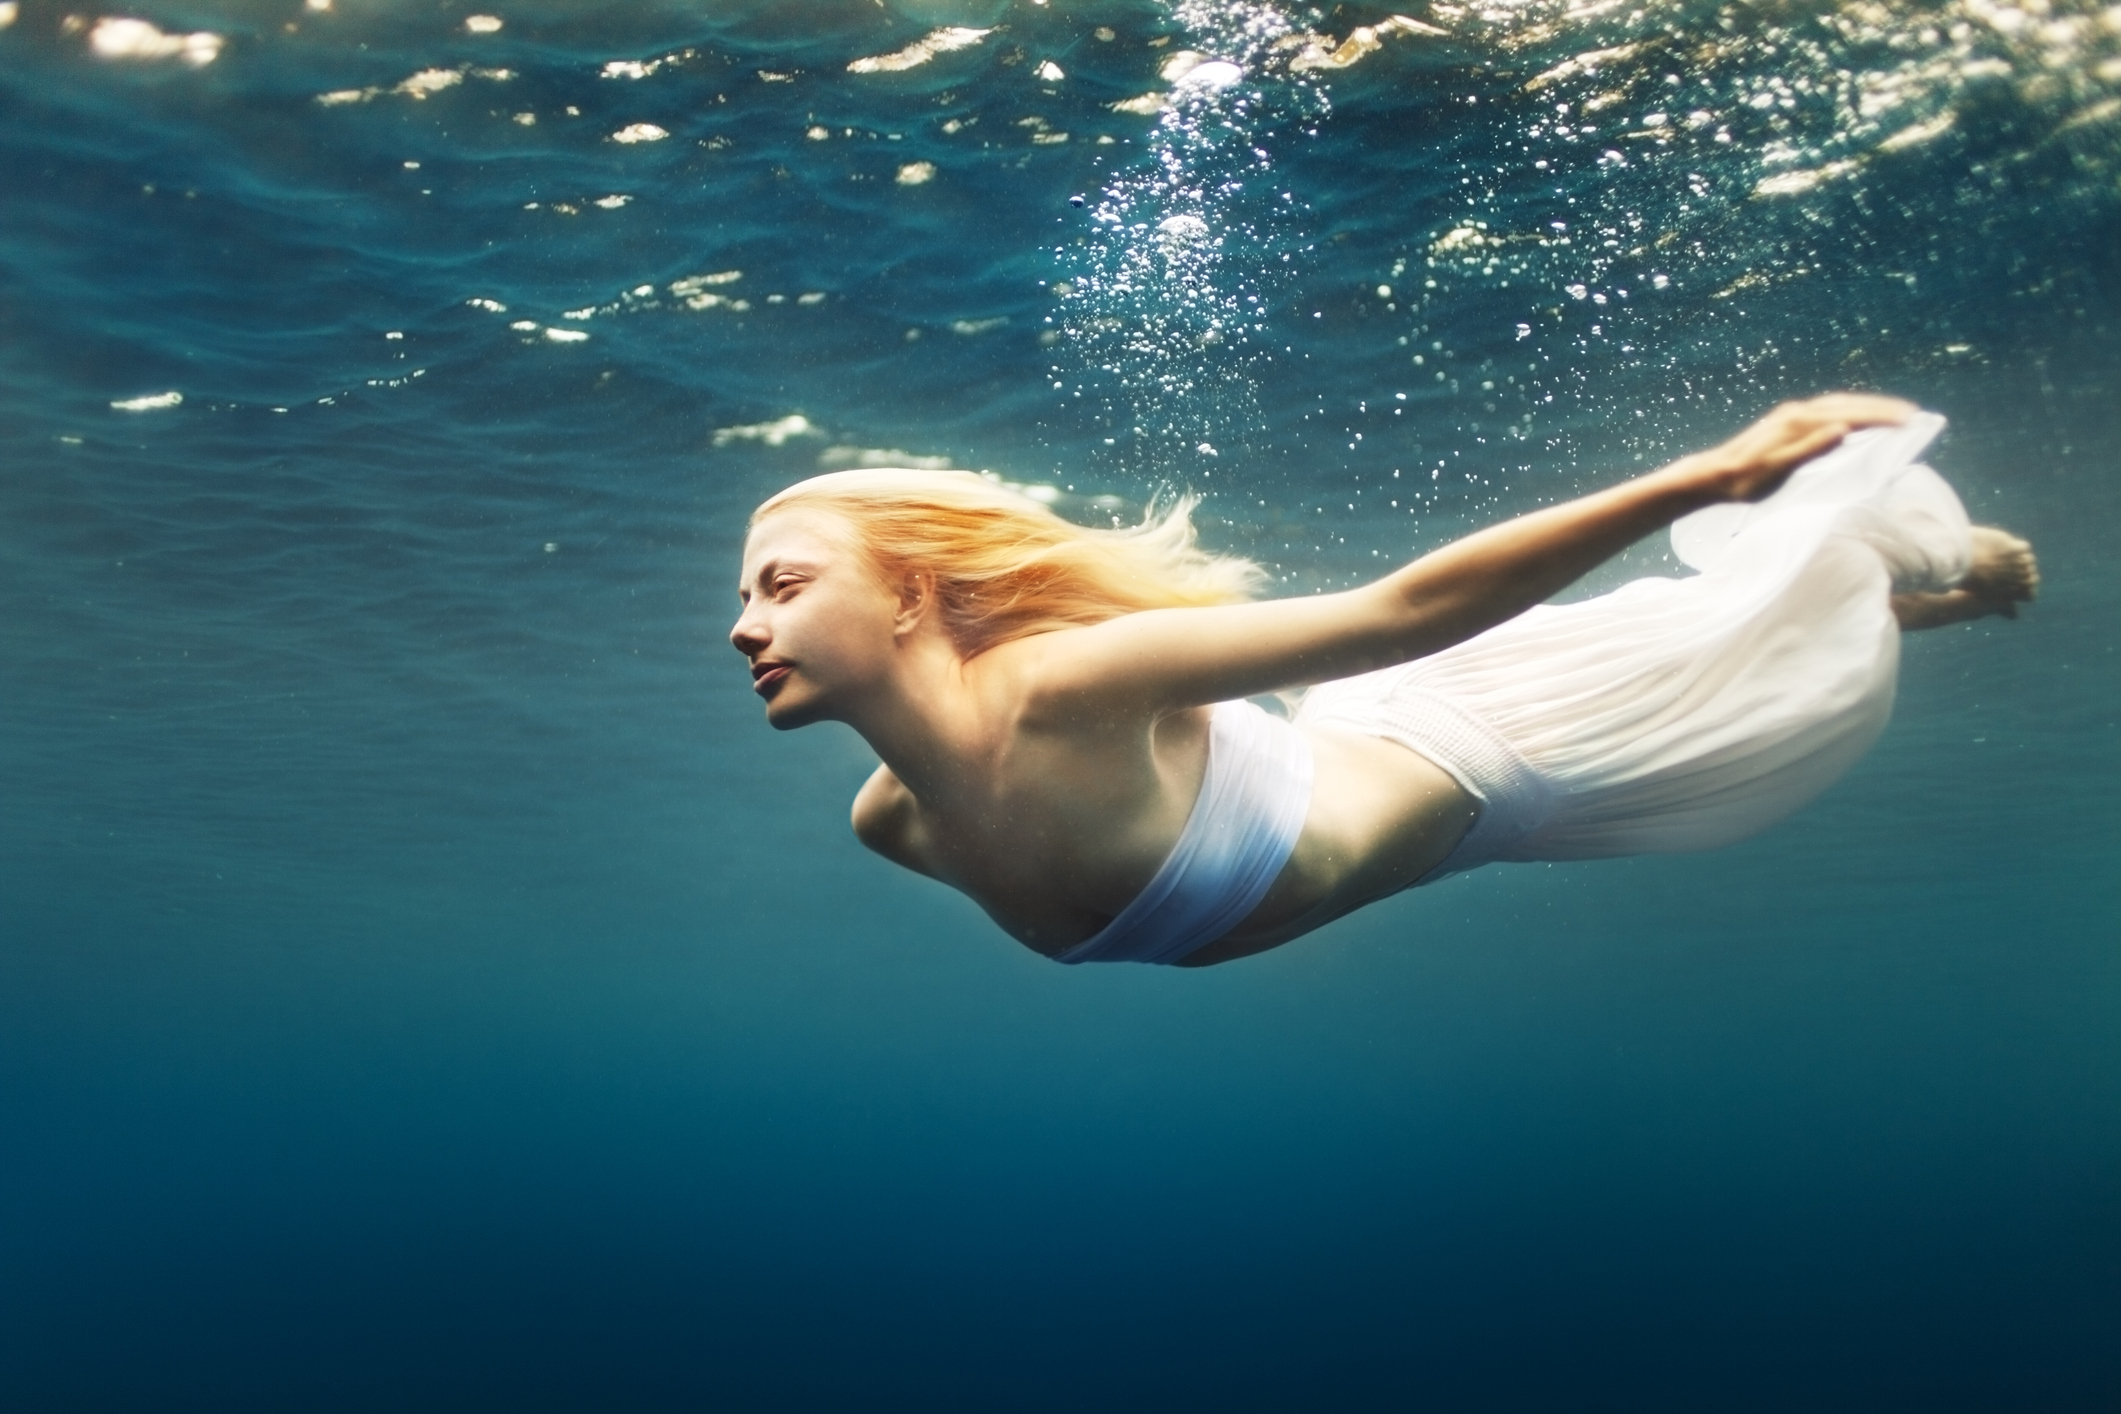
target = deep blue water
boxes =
[3,1,2118,1409]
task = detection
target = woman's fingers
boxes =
[1777,419,1851,465]
[1678,392,1919,503]
[1756,395,1914,457]
[1798,392,1917,427]
[1765,393,1916,433]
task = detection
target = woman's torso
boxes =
[851,642,1478,963]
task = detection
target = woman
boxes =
[729,395,2037,967]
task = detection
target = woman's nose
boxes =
[730,607,768,655]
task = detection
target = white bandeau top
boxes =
[1054,700,1315,966]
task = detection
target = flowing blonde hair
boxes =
[752,468,1265,657]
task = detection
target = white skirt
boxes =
[1294,413,1973,876]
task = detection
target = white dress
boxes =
[1294,413,1973,877]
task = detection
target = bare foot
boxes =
[1891,526,2039,631]
[1961,526,2039,615]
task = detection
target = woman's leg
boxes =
[1892,526,2039,630]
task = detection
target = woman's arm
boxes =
[1024,394,1916,718]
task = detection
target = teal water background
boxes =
[3,1,2118,1407]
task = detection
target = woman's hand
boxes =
[1671,392,1917,503]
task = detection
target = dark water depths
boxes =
[3,1,2117,1408]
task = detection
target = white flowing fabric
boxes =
[1294,412,1972,877]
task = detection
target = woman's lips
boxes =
[751,664,791,695]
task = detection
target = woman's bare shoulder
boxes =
[850,764,939,877]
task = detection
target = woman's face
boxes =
[731,508,903,729]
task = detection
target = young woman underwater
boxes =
[730,394,2038,967]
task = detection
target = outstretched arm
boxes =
[1028,394,1917,717]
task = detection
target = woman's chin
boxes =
[762,691,823,730]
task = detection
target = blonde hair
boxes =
[753,468,1265,657]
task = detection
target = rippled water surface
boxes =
[3,2,2118,1409]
